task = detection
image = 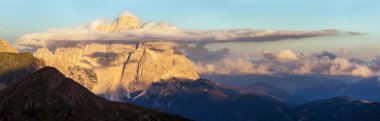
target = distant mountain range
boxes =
[244,82,307,105]
[124,78,380,121]
[202,74,380,103]
[295,96,380,121]
[125,78,294,121]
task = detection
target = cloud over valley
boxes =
[193,48,379,77]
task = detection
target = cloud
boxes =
[14,12,353,51]
[181,43,231,62]
[0,27,4,33]
[195,50,379,77]
[261,50,298,62]
[196,55,271,75]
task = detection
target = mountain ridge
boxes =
[0,67,191,121]
[96,12,142,33]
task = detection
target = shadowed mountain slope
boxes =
[0,52,43,89]
[0,67,190,121]
[128,79,294,121]
[295,96,380,121]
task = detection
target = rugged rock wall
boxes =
[34,42,199,101]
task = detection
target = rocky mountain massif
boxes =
[34,42,199,101]
[294,96,380,121]
[0,67,190,121]
[31,13,198,101]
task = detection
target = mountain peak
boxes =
[119,11,140,20]
[96,12,142,33]
[0,38,18,53]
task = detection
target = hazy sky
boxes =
[0,0,379,59]
[1,0,379,40]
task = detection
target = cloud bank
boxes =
[14,12,351,51]
[194,49,380,78]
[13,11,372,78]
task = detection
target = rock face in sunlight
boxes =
[0,67,190,121]
[34,48,98,90]
[0,38,18,53]
[96,12,142,33]
[34,42,199,101]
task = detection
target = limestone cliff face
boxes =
[34,42,199,101]
[34,48,98,90]
[0,38,18,53]
[96,13,141,33]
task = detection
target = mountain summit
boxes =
[0,38,18,53]
[96,12,142,33]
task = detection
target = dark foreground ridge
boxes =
[0,67,191,121]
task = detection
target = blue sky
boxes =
[0,0,379,59]
[0,0,379,42]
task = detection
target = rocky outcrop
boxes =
[0,38,18,53]
[96,12,141,33]
[34,42,199,101]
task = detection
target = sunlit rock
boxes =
[0,38,18,53]
[96,12,142,33]
[34,42,199,101]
